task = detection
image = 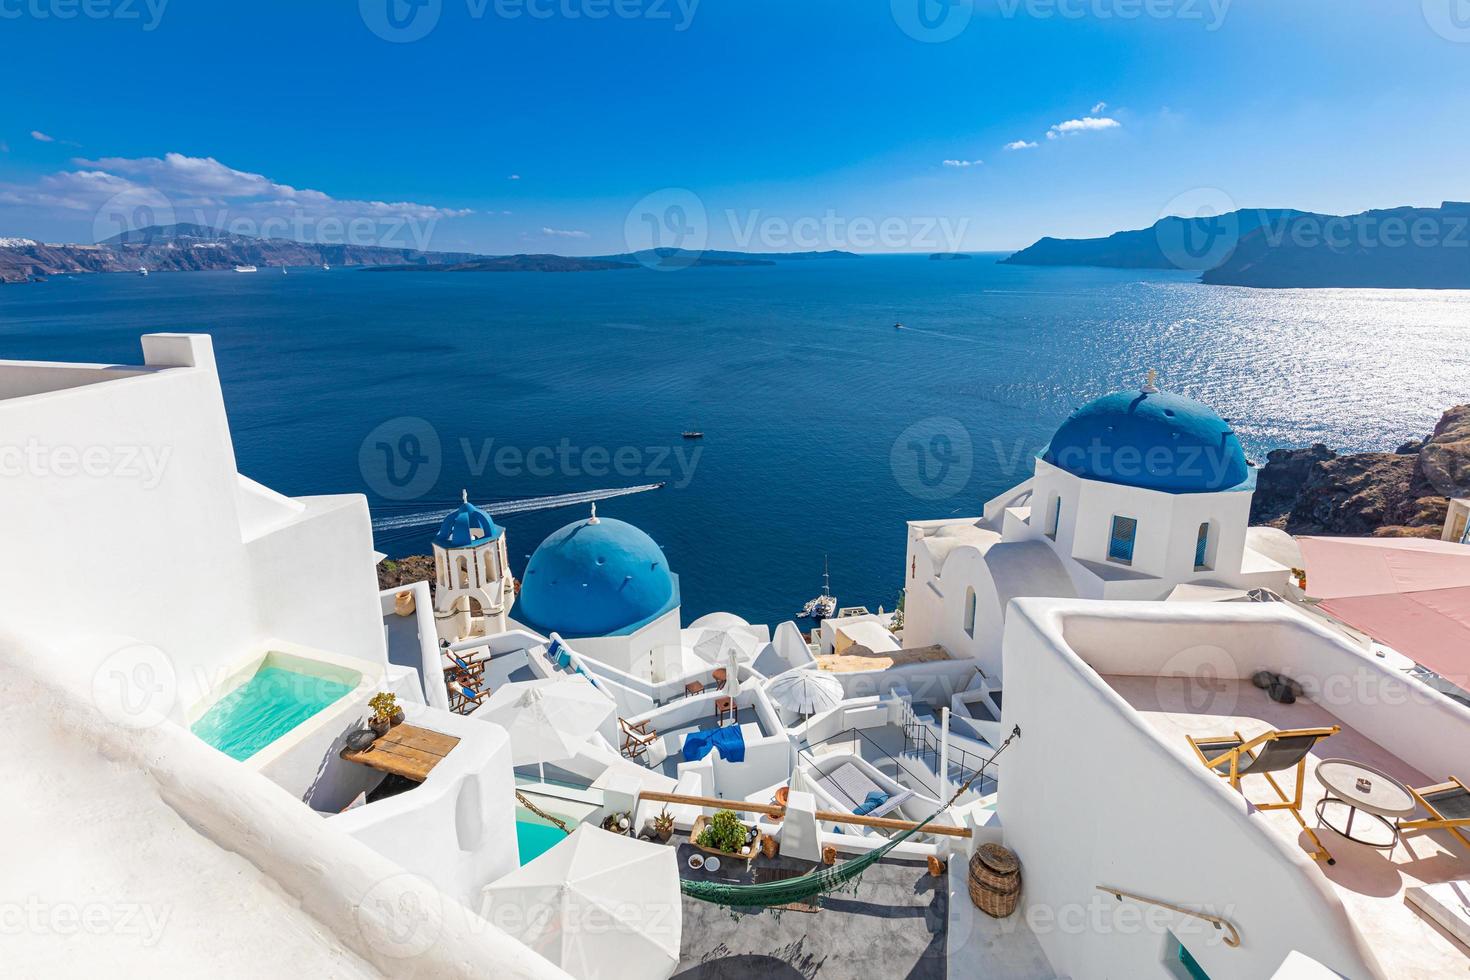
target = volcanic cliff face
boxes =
[1250,405,1470,537]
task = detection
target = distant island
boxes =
[1003,202,1470,289]
[0,225,859,283]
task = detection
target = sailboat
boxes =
[796,555,838,621]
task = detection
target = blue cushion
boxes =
[556,651,572,669]
[852,790,889,816]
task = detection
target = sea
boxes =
[3,255,1467,626]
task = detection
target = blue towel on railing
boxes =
[681,725,746,763]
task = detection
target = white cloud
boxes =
[1091,101,1107,114]
[507,174,521,180]
[1004,140,1037,151]
[541,227,589,239]
[1046,116,1122,139]
[942,159,982,167]
[0,151,472,243]
[31,131,55,143]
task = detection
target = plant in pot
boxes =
[696,809,748,854]
[368,692,403,735]
[653,808,675,842]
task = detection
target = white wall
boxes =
[997,599,1393,980]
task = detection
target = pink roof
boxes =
[1299,536,1470,682]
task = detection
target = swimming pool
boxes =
[515,807,574,864]
[191,653,358,761]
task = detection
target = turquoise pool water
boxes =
[191,664,354,761]
[516,813,571,865]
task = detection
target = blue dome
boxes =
[517,516,679,638]
[434,499,502,548]
[1042,388,1252,493]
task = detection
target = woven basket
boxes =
[967,843,1021,918]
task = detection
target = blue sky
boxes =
[2,1,1468,253]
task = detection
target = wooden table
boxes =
[712,668,727,688]
[340,724,460,782]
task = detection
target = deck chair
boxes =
[620,717,658,760]
[1187,726,1340,865]
[1402,777,1470,851]
[444,652,484,683]
[448,681,488,715]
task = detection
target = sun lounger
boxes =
[448,681,488,715]
[1187,726,1339,864]
[1402,776,1470,851]
[620,717,658,760]
[815,761,914,819]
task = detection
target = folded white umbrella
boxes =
[482,825,682,980]
[764,668,843,718]
[479,678,614,780]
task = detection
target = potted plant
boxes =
[694,809,751,857]
[653,808,675,842]
[368,692,402,735]
[601,810,632,835]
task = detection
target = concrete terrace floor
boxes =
[672,837,1053,979]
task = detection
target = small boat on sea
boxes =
[234,265,257,273]
[681,431,703,439]
[796,556,838,621]
[137,267,148,277]
[322,262,331,271]
[281,266,288,275]
[894,322,904,329]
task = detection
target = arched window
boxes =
[963,587,977,638]
[457,555,470,589]
[1194,522,1211,570]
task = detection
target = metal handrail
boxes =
[1095,886,1242,948]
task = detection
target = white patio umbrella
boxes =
[482,825,681,980]
[689,627,758,666]
[479,678,614,783]
[764,668,843,720]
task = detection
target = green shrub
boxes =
[697,809,748,853]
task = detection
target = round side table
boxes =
[1314,758,1417,854]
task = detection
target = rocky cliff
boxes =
[1250,405,1470,537]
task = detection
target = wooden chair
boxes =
[448,681,489,715]
[715,696,738,725]
[1187,726,1340,864]
[712,668,728,690]
[620,717,658,760]
[444,652,484,684]
[1403,776,1470,851]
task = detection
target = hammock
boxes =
[681,726,1019,909]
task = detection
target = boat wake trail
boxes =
[370,483,665,533]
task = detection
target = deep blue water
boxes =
[3,256,1467,626]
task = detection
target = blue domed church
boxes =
[515,504,683,675]
[900,374,1291,681]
